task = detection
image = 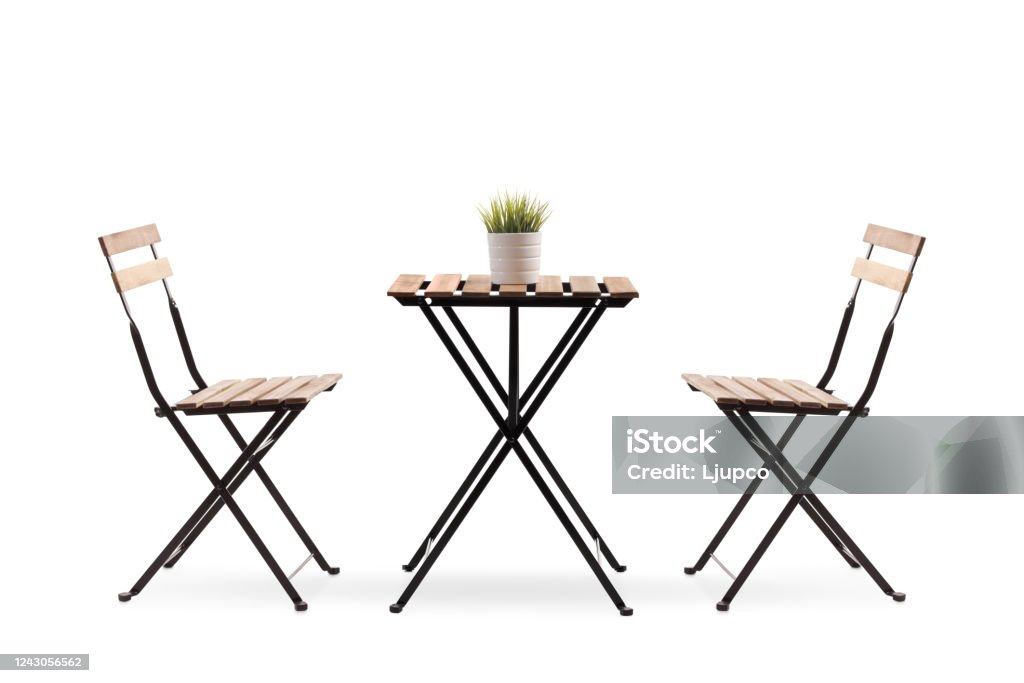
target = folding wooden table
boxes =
[386,274,638,615]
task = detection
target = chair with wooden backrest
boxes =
[680,223,925,611]
[99,223,342,611]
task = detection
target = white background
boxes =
[2,1,1022,680]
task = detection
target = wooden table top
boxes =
[387,274,638,308]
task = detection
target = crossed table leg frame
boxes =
[119,402,339,611]
[684,409,904,611]
[390,303,633,615]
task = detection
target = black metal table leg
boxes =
[401,432,505,572]
[391,302,632,614]
[446,306,628,572]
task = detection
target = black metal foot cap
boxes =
[716,601,731,612]
[684,567,697,575]
[618,606,634,616]
[389,603,405,614]
[294,601,308,612]
[401,564,415,572]
[118,592,134,603]
[890,592,906,602]
[614,565,627,573]
[327,567,340,575]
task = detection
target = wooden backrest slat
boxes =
[110,257,173,293]
[851,257,913,293]
[99,224,161,257]
[864,224,925,257]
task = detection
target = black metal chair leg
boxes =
[126,412,286,584]
[803,493,903,601]
[390,444,513,613]
[120,489,221,601]
[685,489,759,575]
[253,465,338,574]
[717,495,801,611]
[730,412,861,569]
[401,432,504,572]
[512,443,633,615]
[687,413,804,575]
[216,487,307,611]
[164,412,296,569]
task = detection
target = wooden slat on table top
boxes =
[461,274,492,296]
[535,275,564,297]
[499,284,527,296]
[388,274,425,297]
[424,274,461,297]
[568,275,601,297]
[603,276,638,299]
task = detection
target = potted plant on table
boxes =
[479,191,550,285]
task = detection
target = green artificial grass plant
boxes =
[478,191,551,233]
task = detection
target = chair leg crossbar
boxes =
[391,304,633,616]
[684,410,904,611]
[119,407,339,612]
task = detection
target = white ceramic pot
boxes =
[487,232,542,285]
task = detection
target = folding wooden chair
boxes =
[681,223,925,611]
[99,224,342,611]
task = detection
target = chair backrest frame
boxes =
[816,224,925,414]
[99,224,213,414]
